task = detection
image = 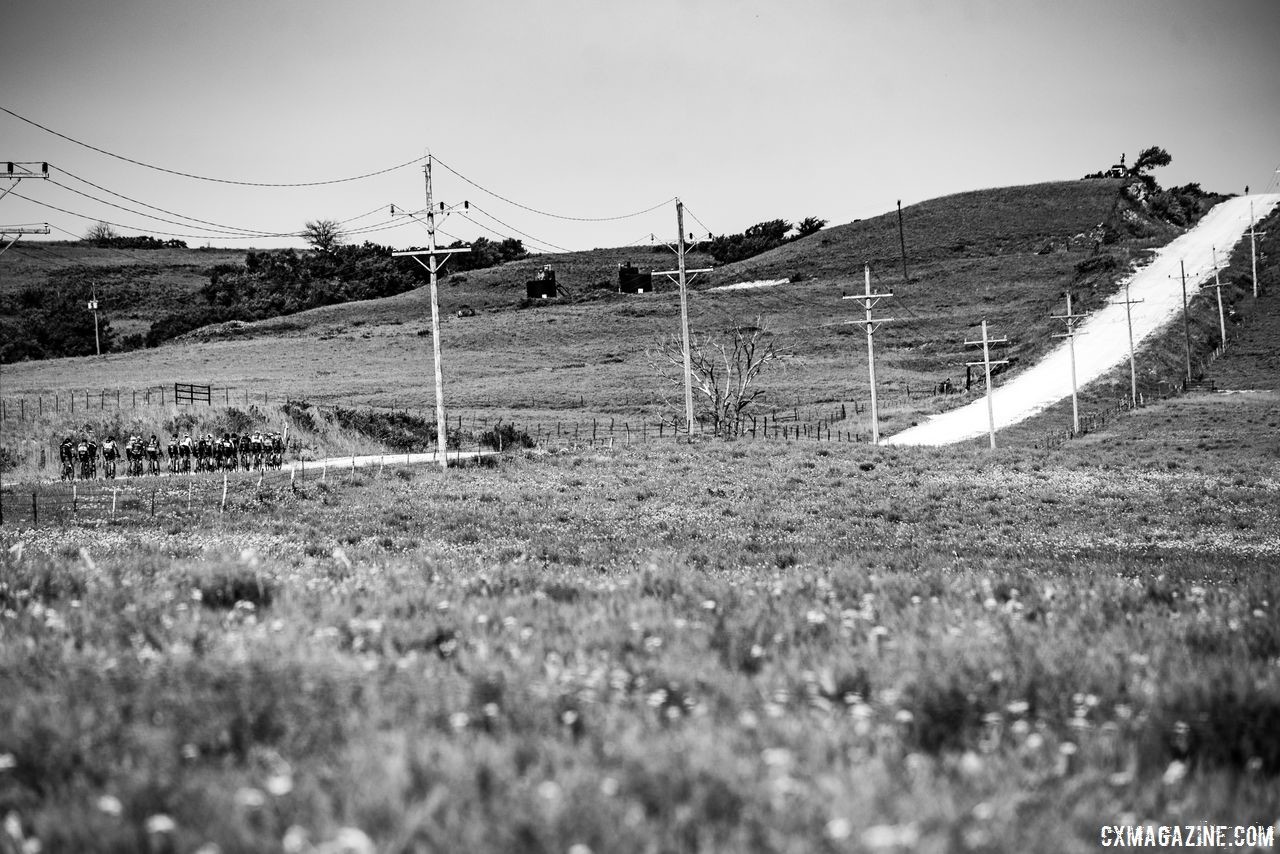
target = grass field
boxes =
[3,182,1279,852]
[3,397,1279,852]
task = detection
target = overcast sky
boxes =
[3,0,1278,253]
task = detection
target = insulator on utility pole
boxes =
[842,264,893,444]
[964,320,1011,449]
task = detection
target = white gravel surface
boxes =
[884,194,1280,446]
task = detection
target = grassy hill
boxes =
[1,243,244,340]
[1,178,1236,440]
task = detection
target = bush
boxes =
[479,422,535,451]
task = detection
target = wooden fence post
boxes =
[150,488,156,516]
[112,488,118,517]
[32,493,37,527]
[221,473,228,513]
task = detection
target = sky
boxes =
[2,0,1278,254]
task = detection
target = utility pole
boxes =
[1,163,51,256]
[1,162,50,520]
[1178,260,1192,384]
[88,282,101,357]
[1050,293,1087,434]
[391,155,470,470]
[964,320,1010,450]
[1201,246,1228,348]
[653,198,712,434]
[1247,201,1266,299]
[896,200,908,282]
[842,264,893,443]
[1109,278,1144,408]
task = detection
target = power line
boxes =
[463,205,573,253]
[10,190,405,243]
[53,165,388,237]
[2,106,427,187]
[432,154,675,222]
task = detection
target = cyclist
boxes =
[167,436,179,473]
[76,436,92,480]
[86,435,99,479]
[146,434,161,475]
[59,436,76,481]
[179,433,193,473]
[101,435,120,479]
[222,433,236,470]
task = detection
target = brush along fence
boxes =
[0,450,500,528]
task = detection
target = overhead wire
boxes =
[462,205,574,253]
[2,106,427,187]
[10,189,405,243]
[53,165,388,237]
[431,154,675,222]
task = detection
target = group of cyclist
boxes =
[58,431,286,481]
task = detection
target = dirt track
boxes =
[883,194,1280,446]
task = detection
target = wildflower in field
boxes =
[234,787,266,808]
[265,772,294,797]
[319,827,376,854]
[824,817,852,840]
[1108,770,1134,787]
[449,712,470,731]
[0,754,14,771]
[282,825,310,854]
[862,823,919,850]
[145,814,176,834]
[805,610,826,626]
[599,777,619,797]
[95,795,123,816]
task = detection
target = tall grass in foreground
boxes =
[2,421,1279,852]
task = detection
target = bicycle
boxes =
[79,456,95,481]
[103,453,117,479]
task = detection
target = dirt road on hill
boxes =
[883,194,1280,447]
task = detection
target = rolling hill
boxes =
[4,177,1266,442]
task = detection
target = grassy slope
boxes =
[2,180,1164,432]
[0,243,244,338]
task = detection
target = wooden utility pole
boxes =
[842,264,893,443]
[1247,201,1266,299]
[88,282,101,357]
[1178,260,1192,383]
[1201,246,1228,348]
[653,199,712,434]
[391,155,470,470]
[1109,279,1144,408]
[1050,293,1087,434]
[896,200,908,282]
[964,320,1010,450]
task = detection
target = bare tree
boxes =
[303,219,344,253]
[647,317,787,435]
[84,221,118,243]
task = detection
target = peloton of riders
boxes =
[56,429,285,480]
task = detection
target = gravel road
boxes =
[883,194,1280,446]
